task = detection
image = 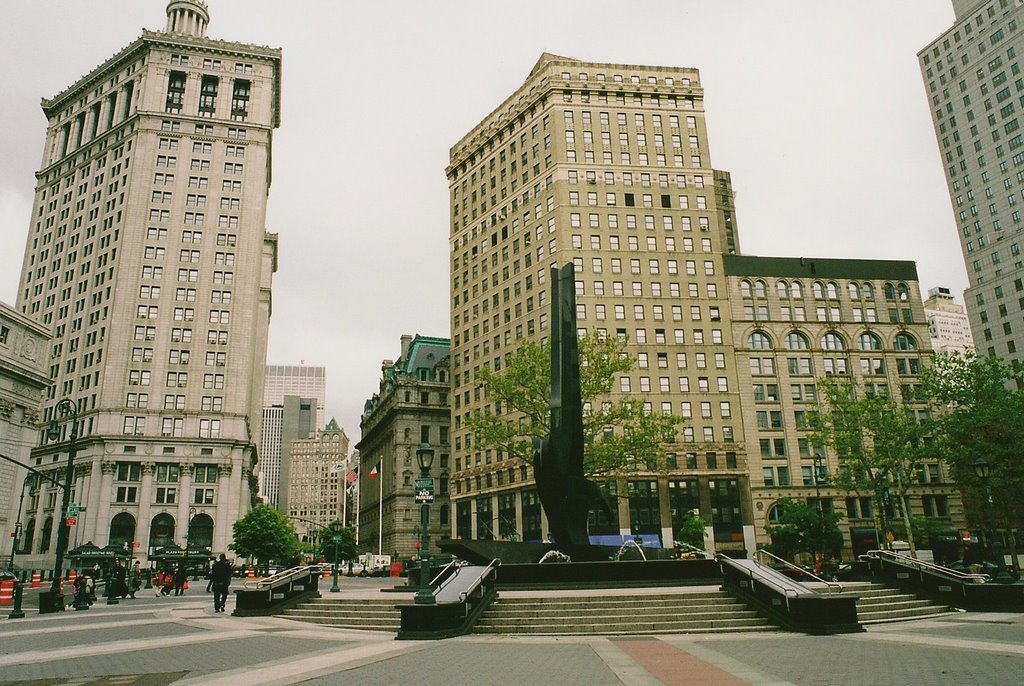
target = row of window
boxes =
[122,415,223,438]
[740,279,912,302]
[746,330,919,351]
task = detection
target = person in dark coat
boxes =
[173,565,187,596]
[209,553,233,613]
[113,560,128,598]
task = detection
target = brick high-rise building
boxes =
[447,54,752,554]
[13,0,281,565]
[919,0,1024,372]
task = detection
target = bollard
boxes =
[8,582,25,619]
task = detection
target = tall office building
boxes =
[447,54,753,554]
[920,0,1024,372]
[13,1,281,565]
[263,365,326,427]
[448,54,965,558]
[260,364,326,505]
[923,286,976,354]
[286,418,350,549]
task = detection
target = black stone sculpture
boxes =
[533,263,606,547]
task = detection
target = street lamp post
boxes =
[813,454,826,564]
[45,398,79,613]
[973,458,996,565]
[414,443,436,605]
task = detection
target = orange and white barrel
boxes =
[0,580,14,606]
[31,571,41,588]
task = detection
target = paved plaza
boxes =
[2,580,1024,685]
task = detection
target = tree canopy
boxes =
[466,332,681,475]
[319,520,358,563]
[764,497,844,562]
[230,504,301,565]
[810,377,932,556]
[921,351,1024,567]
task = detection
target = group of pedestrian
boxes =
[63,556,234,613]
[153,565,188,596]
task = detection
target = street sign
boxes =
[67,506,78,516]
[331,535,343,544]
[414,477,435,504]
[65,517,77,526]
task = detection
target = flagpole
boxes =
[342,455,348,527]
[377,457,383,556]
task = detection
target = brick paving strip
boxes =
[658,638,796,686]
[611,638,768,686]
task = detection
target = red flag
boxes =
[368,461,380,479]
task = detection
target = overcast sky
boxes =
[1,1,964,442]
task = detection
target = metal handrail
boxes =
[716,553,799,612]
[433,558,500,602]
[242,564,319,590]
[864,549,990,584]
[430,559,460,587]
[753,549,843,593]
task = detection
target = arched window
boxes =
[821,332,846,350]
[791,281,803,298]
[150,513,176,550]
[766,502,785,523]
[812,281,825,299]
[777,281,789,298]
[785,331,810,350]
[884,283,896,300]
[739,279,752,297]
[847,282,861,300]
[748,331,773,350]
[897,283,910,301]
[21,518,35,554]
[858,332,883,350]
[826,281,839,299]
[188,513,214,549]
[862,282,875,300]
[894,332,918,350]
[753,280,767,298]
[109,512,136,548]
[39,516,53,554]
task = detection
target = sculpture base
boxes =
[440,538,673,565]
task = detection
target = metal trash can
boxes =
[38,590,63,614]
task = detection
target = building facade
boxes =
[446,53,967,559]
[12,1,281,564]
[259,364,326,506]
[725,256,964,556]
[447,54,753,554]
[286,418,350,551]
[919,0,1024,373]
[0,303,52,570]
[923,286,976,354]
[357,335,451,559]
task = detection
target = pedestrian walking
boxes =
[205,562,214,593]
[113,560,128,598]
[173,565,187,596]
[210,553,233,613]
[129,561,142,599]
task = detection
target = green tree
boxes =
[230,505,301,566]
[921,351,1024,569]
[318,520,358,564]
[810,377,932,558]
[466,332,680,475]
[764,497,844,563]
[675,514,709,550]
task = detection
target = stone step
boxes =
[473,616,777,635]
[483,608,762,622]
[284,615,400,631]
[485,598,744,611]
[282,608,401,619]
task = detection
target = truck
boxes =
[356,554,392,577]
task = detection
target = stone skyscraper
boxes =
[13,0,281,566]
[920,0,1024,371]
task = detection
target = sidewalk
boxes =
[2,587,1023,685]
